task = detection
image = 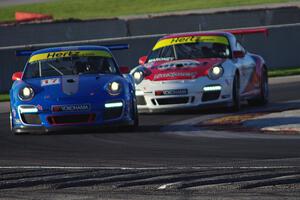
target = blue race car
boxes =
[10,45,138,134]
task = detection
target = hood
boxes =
[141,58,224,81]
[25,74,120,101]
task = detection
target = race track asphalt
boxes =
[0,76,300,199]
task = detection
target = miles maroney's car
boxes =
[131,29,269,113]
[10,45,138,134]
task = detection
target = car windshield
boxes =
[23,55,118,79]
[147,36,231,63]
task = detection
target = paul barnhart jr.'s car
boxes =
[131,28,269,113]
[10,45,139,134]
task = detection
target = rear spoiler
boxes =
[15,44,129,57]
[224,27,269,37]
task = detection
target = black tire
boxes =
[230,73,241,112]
[248,67,269,106]
[123,99,139,132]
[10,105,28,135]
[10,107,18,135]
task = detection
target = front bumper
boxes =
[135,77,234,113]
[11,99,134,133]
[12,119,134,134]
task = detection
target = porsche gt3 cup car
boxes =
[10,45,138,134]
[131,29,269,113]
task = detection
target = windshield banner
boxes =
[29,50,112,63]
[153,36,229,51]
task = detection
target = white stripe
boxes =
[0,166,298,170]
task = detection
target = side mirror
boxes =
[12,72,23,81]
[119,66,130,74]
[139,56,147,65]
[233,50,245,58]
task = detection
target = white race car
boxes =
[131,29,269,113]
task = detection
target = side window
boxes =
[236,42,246,52]
[24,62,40,79]
[106,58,117,73]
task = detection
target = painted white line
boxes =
[0,166,299,170]
[158,183,179,190]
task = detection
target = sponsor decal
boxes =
[148,57,174,63]
[52,104,91,112]
[154,60,200,70]
[153,36,229,50]
[154,72,197,80]
[155,89,188,96]
[37,104,43,111]
[29,50,112,63]
[12,109,17,118]
[41,78,60,86]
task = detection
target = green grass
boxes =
[268,66,300,77]
[0,94,9,102]
[0,0,296,22]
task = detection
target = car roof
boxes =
[31,45,111,56]
[160,31,234,40]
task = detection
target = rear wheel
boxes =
[248,67,269,106]
[230,73,241,112]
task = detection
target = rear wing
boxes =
[224,27,269,37]
[15,44,129,57]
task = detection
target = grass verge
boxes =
[0,94,9,102]
[268,66,300,77]
[0,0,296,22]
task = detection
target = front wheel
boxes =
[230,73,241,112]
[123,99,139,131]
[10,107,18,135]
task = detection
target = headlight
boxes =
[208,65,224,80]
[18,86,34,101]
[133,71,144,84]
[106,81,121,96]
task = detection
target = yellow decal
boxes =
[29,50,112,63]
[152,36,229,50]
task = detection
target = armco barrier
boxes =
[0,23,300,93]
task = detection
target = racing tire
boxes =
[248,67,269,106]
[10,107,18,135]
[230,73,241,112]
[123,99,139,132]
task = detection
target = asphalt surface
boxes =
[0,76,300,199]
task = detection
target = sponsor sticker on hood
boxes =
[52,104,91,112]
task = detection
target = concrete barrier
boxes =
[0,19,128,46]
[1,5,299,47]
[0,23,299,93]
[128,7,300,35]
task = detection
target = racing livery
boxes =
[10,45,138,134]
[131,29,269,112]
